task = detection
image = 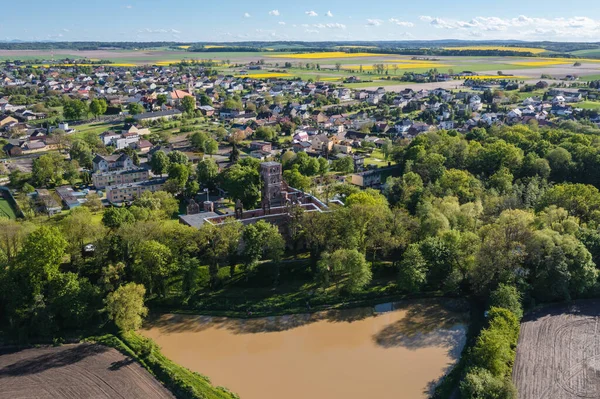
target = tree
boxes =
[181,95,196,114]
[63,99,89,120]
[69,140,93,169]
[283,166,311,192]
[102,207,134,229]
[156,94,168,106]
[229,142,240,162]
[220,164,261,209]
[89,98,107,118]
[17,226,68,286]
[167,150,189,165]
[460,367,517,399]
[317,249,372,293]
[190,131,210,151]
[167,163,190,192]
[397,244,428,293]
[204,138,218,157]
[84,193,103,212]
[32,152,65,187]
[332,156,354,174]
[197,158,219,188]
[127,102,145,115]
[61,207,105,261]
[133,240,174,296]
[489,284,523,320]
[241,220,285,281]
[132,191,179,220]
[197,220,243,286]
[150,151,170,176]
[105,283,148,331]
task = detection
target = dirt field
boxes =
[0,343,174,399]
[513,300,600,399]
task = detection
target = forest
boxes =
[4,121,600,396]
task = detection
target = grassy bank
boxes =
[91,332,238,399]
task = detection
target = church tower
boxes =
[260,161,282,207]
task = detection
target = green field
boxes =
[0,198,17,219]
[577,101,600,110]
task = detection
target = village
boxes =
[0,58,598,224]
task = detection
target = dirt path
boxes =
[0,343,174,399]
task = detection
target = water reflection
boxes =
[143,299,468,399]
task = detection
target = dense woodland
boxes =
[5,121,600,396]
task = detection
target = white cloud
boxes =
[278,21,286,25]
[305,29,319,33]
[389,18,414,27]
[306,11,318,17]
[420,16,433,22]
[326,11,333,17]
[62,28,70,32]
[313,23,346,29]
[125,5,132,9]
[244,12,251,18]
[138,28,181,34]
[269,10,280,16]
[366,19,383,26]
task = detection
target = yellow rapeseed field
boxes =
[443,46,547,54]
[269,52,388,59]
[178,45,191,49]
[335,46,378,49]
[204,45,228,49]
[237,73,293,79]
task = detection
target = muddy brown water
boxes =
[142,300,467,399]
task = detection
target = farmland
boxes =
[0,343,174,399]
[513,300,600,399]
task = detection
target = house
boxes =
[0,115,18,130]
[3,143,22,157]
[106,178,167,203]
[250,141,272,152]
[56,186,82,209]
[93,168,150,189]
[92,153,134,173]
[133,109,182,122]
[36,189,62,216]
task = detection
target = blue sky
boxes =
[3,0,600,42]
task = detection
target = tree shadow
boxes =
[109,357,135,371]
[372,300,468,358]
[146,305,376,335]
[0,344,109,377]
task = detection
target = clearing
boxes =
[513,300,600,399]
[0,343,174,399]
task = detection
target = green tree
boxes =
[317,249,372,293]
[197,158,219,189]
[63,99,89,120]
[204,138,218,157]
[197,220,243,286]
[397,244,428,293]
[489,284,523,320]
[150,151,170,176]
[220,164,261,209]
[181,95,196,114]
[156,94,168,106]
[105,282,148,331]
[167,150,189,165]
[17,226,68,287]
[102,207,135,229]
[127,102,145,115]
[283,166,311,192]
[89,98,107,118]
[241,220,285,281]
[31,152,65,187]
[133,240,175,296]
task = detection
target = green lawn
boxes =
[577,101,600,110]
[0,199,17,219]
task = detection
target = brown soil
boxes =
[0,343,174,399]
[513,300,600,399]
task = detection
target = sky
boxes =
[3,0,600,42]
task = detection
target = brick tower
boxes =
[260,161,282,208]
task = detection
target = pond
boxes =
[142,299,468,399]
